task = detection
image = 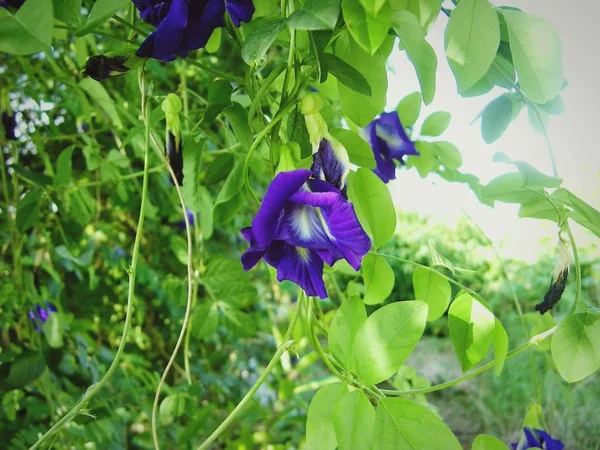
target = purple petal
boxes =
[134,0,171,26]
[376,111,418,161]
[225,0,254,26]
[368,121,397,183]
[137,0,189,61]
[241,227,267,270]
[45,301,57,313]
[186,0,226,51]
[274,243,327,299]
[310,139,348,196]
[536,429,564,450]
[36,304,49,323]
[523,428,540,448]
[252,169,311,247]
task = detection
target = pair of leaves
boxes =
[306,383,461,450]
[0,0,53,55]
[328,297,428,384]
[342,0,391,55]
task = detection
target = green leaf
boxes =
[444,0,500,93]
[492,153,563,188]
[359,0,386,15]
[42,313,64,348]
[54,147,74,187]
[332,390,375,450]
[53,0,81,25]
[16,190,42,232]
[413,267,451,321]
[493,318,508,376]
[306,383,348,450]
[191,302,219,339]
[480,95,513,143]
[288,0,340,30]
[352,301,428,384]
[396,91,422,128]
[342,0,391,55]
[472,434,510,450]
[407,140,438,177]
[241,18,287,65]
[421,111,450,137]
[448,293,496,371]
[329,128,376,169]
[322,53,372,96]
[551,312,600,383]
[203,80,233,124]
[393,11,437,104]
[335,32,387,126]
[373,398,462,450]
[181,138,207,213]
[503,10,563,104]
[565,190,600,239]
[392,0,442,32]
[159,394,189,425]
[202,257,257,307]
[540,95,565,115]
[79,78,122,128]
[481,173,544,205]
[222,102,254,151]
[347,168,396,248]
[0,0,53,55]
[328,296,367,370]
[0,351,46,391]
[433,141,463,170]
[76,0,129,36]
[361,253,395,305]
[518,197,560,223]
[213,156,244,224]
[220,308,257,337]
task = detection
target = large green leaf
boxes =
[448,293,496,371]
[413,267,451,321]
[332,390,375,450]
[396,91,422,128]
[76,0,129,36]
[347,168,396,248]
[288,0,340,30]
[420,111,450,136]
[493,318,508,376]
[0,351,46,391]
[342,0,391,55]
[393,11,437,105]
[306,383,348,450]
[472,434,510,450]
[480,95,513,144]
[551,312,600,383]
[241,19,287,65]
[202,257,257,307]
[335,32,387,126]
[373,398,462,449]
[0,0,53,55]
[53,0,82,25]
[203,80,233,124]
[16,190,42,232]
[352,301,428,384]
[361,253,395,305]
[391,0,442,32]
[79,78,123,128]
[503,10,563,104]
[191,302,219,339]
[481,172,545,205]
[328,296,367,370]
[329,128,375,169]
[322,53,372,96]
[444,0,500,93]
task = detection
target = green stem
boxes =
[28,68,152,450]
[75,165,165,188]
[248,63,286,127]
[381,326,557,397]
[566,223,582,314]
[183,57,243,85]
[195,295,302,450]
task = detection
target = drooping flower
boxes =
[365,111,419,183]
[241,169,370,298]
[2,111,17,140]
[162,94,184,185]
[133,0,255,61]
[535,237,570,314]
[511,427,564,450]
[83,55,131,81]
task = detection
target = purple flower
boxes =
[133,0,255,61]
[0,0,24,9]
[174,207,195,228]
[366,111,418,183]
[310,139,349,197]
[511,428,564,450]
[2,111,17,140]
[28,302,57,332]
[241,169,371,299]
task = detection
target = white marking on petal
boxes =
[292,206,317,240]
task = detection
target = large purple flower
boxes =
[366,111,418,183]
[133,0,255,61]
[511,428,564,450]
[241,169,370,298]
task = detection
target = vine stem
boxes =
[565,223,582,314]
[195,294,303,450]
[28,68,152,450]
[147,137,194,448]
[381,326,557,397]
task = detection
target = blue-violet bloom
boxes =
[366,111,418,183]
[174,207,195,228]
[511,428,565,450]
[133,0,255,61]
[310,139,349,197]
[28,301,57,331]
[241,169,370,299]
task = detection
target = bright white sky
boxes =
[386,0,600,261]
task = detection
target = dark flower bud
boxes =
[2,111,17,140]
[162,94,184,186]
[83,55,130,81]
[535,238,570,314]
[0,0,24,9]
[167,131,184,185]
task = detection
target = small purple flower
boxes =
[28,302,57,332]
[174,207,195,228]
[241,169,371,299]
[0,0,24,9]
[366,111,418,183]
[2,111,17,141]
[511,428,564,450]
[310,139,348,197]
[133,0,255,61]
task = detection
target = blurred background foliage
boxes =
[1,1,599,449]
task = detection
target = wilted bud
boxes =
[535,238,571,314]
[84,55,130,81]
[310,139,350,196]
[162,94,184,185]
[2,110,17,140]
